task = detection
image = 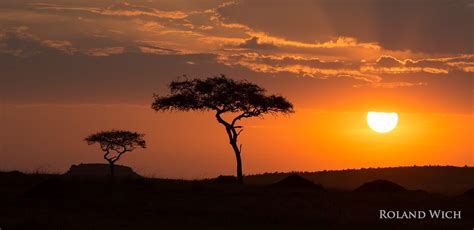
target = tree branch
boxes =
[111,148,128,163]
[237,129,244,136]
[103,149,112,161]
[231,113,249,127]
[215,111,231,128]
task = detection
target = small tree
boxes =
[84,130,146,177]
[152,75,293,183]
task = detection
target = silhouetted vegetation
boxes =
[152,75,293,183]
[244,166,474,195]
[0,168,473,230]
[85,130,146,177]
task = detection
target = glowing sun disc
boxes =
[366,111,398,133]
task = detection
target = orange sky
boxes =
[1,104,472,178]
[0,0,472,177]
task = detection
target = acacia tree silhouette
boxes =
[85,130,146,177]
[152,75,293,184]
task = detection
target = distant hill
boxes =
[245,166,474,195]
[65,163,141,178]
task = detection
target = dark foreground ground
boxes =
[0,170,473,230]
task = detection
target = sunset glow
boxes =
[0,0,472,178]
[367,112,398,133]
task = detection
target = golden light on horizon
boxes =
[366,111,398,133]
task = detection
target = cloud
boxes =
[218,0,473,54]
[0,0,472,114]
[218,51,472,84]
[219,53,380,82]
[198,25,213,30]
[376,56,404,67]
[0,0,424,62]
[246,32,380,50]
[32,2,189,19]
[361,66,449,75]
[137,44,180,55]
[364,55,473,75]
[237,36,277,50]
[354,82,428,89]
[0,26,58,57]
[0,26,125,57]
[41,40,76,54]
[84,47,125,56]
[220,53,358,72]
[138,21,164,32]
[1,42,471,113]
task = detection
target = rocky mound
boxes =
[272,174,323,189]
[354,179,406,192]
[65,163,141,177]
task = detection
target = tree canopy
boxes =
[85,130,146,163]
[85,130,146,152]
[151,75,294,119]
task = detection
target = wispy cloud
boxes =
[41,40,76,54]
[354,82,428,89]
[84,47,125,56]
[32,2,188,19]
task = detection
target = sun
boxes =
[366,111,398,133]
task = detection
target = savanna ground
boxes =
[0,166,473,230]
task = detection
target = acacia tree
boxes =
[84,130,146,177]
[152,75,293,183]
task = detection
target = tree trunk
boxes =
[109,162,115,178]
[230,139,243,184]
[216,113,244,184]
